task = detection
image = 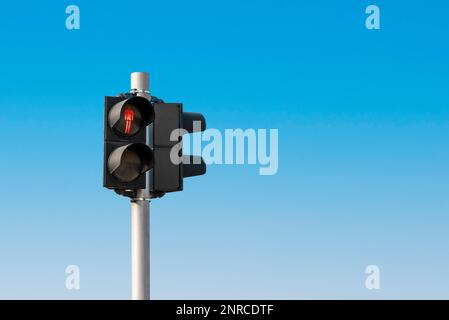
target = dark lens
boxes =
[112,149,143,182]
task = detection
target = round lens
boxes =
[115,104,143,136]
[112,149,143,182]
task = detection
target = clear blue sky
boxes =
[0,0,449,299]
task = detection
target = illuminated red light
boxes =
[124,109,134,134]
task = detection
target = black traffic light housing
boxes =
[103,96,154,190]
[151,103,206,194]
[104,94,206,197]
[152,103,182,193]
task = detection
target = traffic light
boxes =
[103,87,206,196]
[103,96,154,190]
[103,72,208,300]
[151,103,206,194]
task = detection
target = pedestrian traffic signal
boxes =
[103,96,154,190]
[103,81,207,197]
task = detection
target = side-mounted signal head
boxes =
[108,96,154,137]
[150,103,207,194]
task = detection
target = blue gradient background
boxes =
[0,0,448,299]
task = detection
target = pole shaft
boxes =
[131,200,150,300]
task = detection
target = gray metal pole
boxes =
[131,199,149,300]
[130,72,151,300]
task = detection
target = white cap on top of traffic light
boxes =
[130,72,149,96]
